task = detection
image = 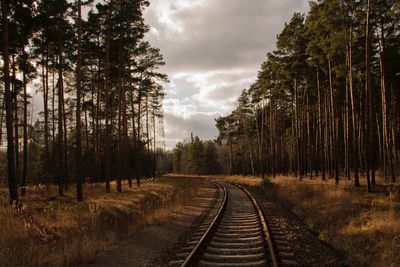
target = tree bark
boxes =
[2,0,18,203]
[22,52,28,196]
[365,0,372,192]
[12,53,20,193]
[104,6,111,193]
[76,0,83,202]
[57,44,65,196]
[316,67,326,180]
[328,59,339,185]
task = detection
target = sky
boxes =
[27,0,310,150]
[143,0,310,149]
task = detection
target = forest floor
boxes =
[78,179,218,266]
[215,174,400,267]
[2,175,398,267]
[0,178,202,267]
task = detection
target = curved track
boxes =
[169,181,278,267]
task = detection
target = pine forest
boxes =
[1,1,400,266]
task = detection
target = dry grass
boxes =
[147,174,400,266]
[0,178,195,267]
[218,175,263,186]
[254,175,400,267]
[165,173,263,186]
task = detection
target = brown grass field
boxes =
[1,174,399,267]
[0,178,198,267]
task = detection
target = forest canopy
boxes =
[214,0,400,192]
[0,0,168,203]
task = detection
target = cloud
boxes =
[145,0,309,73]
[164,112,219,149]
[164,69,255,116]
[144,0,310,149]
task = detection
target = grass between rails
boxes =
[216,174,400,267]
[0,178,198,267]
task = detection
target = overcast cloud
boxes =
[144,0,310,149]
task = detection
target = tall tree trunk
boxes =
[130,82,139,185]
[57,46,65,196]
[260,106,265,179]
[0,98,5,149]
[130,87,137,148]
[328,59,339,185]
[152,111,157,178]
[22,53,28,196]
[2,0,18,204]
[348,23,360,186]
[122,69,131,187]
[95,52,102,183]
[76,0,83,202]
[317,67,326,180]
[378,5,396,183]
[229,134,233,176]
[365,0,372,192]
[294,78,301,179]
[305,81,312,179]
[51,60,56,183]
[83,95,90,150]
[345,76,350,181]
[146,97,150,161]
[43,45,50,180]
[136,74,143,187]
[62,83,68,190]
[255,107,264,179]
[116,30,123,193]
[12,53,20,193]
[104,6,111,193]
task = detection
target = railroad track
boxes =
[169,181,279,267]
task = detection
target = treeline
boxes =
[216,0,400,191]
[1,0,167,203]
[173,135,222,175]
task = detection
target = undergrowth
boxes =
[0,178,196,267]
[259,176,400,267]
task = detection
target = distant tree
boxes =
[187,136,205,174]
[173,142,184,173]
[204,141,220,174]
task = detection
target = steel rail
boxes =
[235,183,279,267]
[181,181,228,267]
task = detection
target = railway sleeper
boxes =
[211,236,263,243]
[198,259,267,267]
[208,240,264,248]
[219,222,260,227]
[278,251,294,258]
[218,226,261,231]
[205,246,265,255]
[178,245,196,252]
[224,215,259,219]
[214,229,260,235]
[214,232,261,239]
[275,245,291,252]
[220,220,259,224]
[201,252,266,262]
[280,259,298,266]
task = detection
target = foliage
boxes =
[0,0,168,202]
[173,136,222,175]
[216,0,400,191]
